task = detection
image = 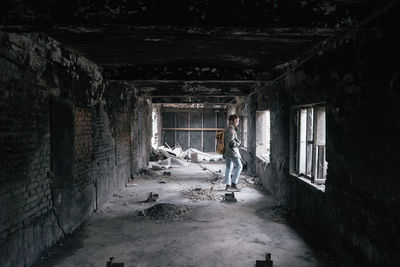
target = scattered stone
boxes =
[159,180,167,184]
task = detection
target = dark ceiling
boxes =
[1,0,399,103]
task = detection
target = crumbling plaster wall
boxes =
[239,30,400,266]
[0,32,151,267]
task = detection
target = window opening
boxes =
[242,117,248,148]
[293,104,327,184]
[256,110,270,162]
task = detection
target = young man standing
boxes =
[224,114,243,190]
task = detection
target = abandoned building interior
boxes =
[1,0,400,266]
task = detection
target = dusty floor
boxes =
[36,161,336,267]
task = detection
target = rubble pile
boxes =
[140,203,190,222]
[182,187,221,201]
[256,205,291,223]
[151,144,223,165]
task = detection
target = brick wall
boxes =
[74,106,93,191]
[0,32,151,267]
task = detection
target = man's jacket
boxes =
[224,125,241,159]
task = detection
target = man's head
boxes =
[228,114,240,127]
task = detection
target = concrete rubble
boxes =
[182,187,222,201]
[138,203,190,223]
[256,205,291,224]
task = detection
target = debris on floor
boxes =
[188,148,221,162]
[256,205,291,223]
[151,144,223,165]
[151,164,166,171]
[222,192,237,202]
[255,253,273,267]
[145,192,159,203]
[158,145,177,158]
[150,146,163,161]
[158,157,189,168]
[182,186,221,201]
[140,203,189,222]
[241,175,264,190]
[138,168,160,177]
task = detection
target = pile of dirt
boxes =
[141,203,189,222]
[256,205,291,223]
[182,187,221,201]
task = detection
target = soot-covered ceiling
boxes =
[1,0,398,103]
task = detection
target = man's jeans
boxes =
[224,157,243,185]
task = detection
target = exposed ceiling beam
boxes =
[151,96,236,104]
[102,65,271,81]
[123,80,257,97]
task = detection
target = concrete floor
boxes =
[35,161,335,267]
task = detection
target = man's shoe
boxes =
[225,185,231,191]
[231,183,239,190]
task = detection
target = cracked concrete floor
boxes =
[36,161,335,267]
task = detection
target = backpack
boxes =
[216,130,226,154]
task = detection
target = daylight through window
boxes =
[293,105,327,184]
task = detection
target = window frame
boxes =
[291,103,327,185]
